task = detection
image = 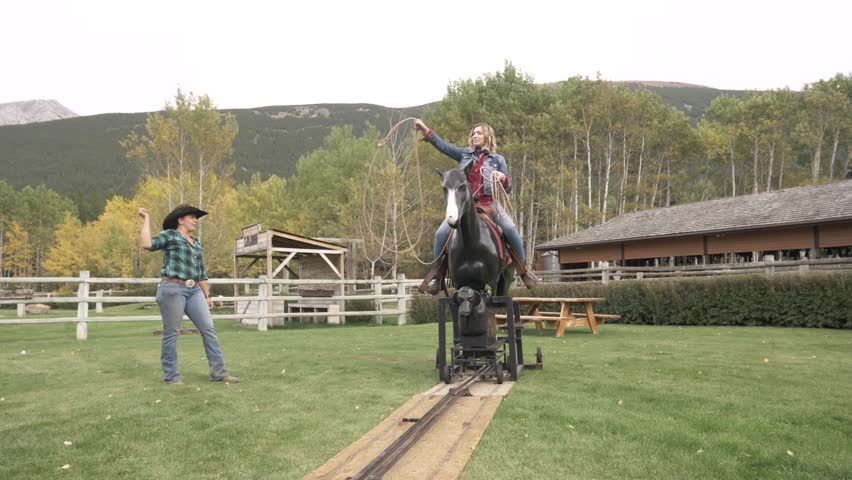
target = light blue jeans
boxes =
[434,205,525,263]
[155,282,229,383]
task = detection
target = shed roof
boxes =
[537,180,852,249]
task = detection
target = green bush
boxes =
[509,272,852,329]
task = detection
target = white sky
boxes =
[3,0,850,116]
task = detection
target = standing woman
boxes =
[414,119,538,290]
[138,204,239,385]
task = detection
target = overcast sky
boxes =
[3,0,850,116]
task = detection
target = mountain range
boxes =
[0,82,744,221]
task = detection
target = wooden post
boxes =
[764,254,775,277]
[798,264,810,275]
[396,274,407,325]
[258,275,268,332]
[76,271,89,340]
[637,272,644,281]
[601,261,610,285]
[95,290,104,313]
[17,303,25,317]
[374,276,383,325]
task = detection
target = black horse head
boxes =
[437,163,474,229]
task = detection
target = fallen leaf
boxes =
[154,399,161,404]
[568,424,575,429]
[355,405,360,410]
[19,350,26,355]
[105,415,112,420]
[787,450,794,456]
[196,387,201,391]
[63,441,72,446]
[281,369,286,374]
[742,453,752,458]
[617,400,624,406]
[763,358,769,363]
[0,397,4,401]
[60,464,71,470]
[696,449,704,454]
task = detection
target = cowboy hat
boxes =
[162,204,208,230]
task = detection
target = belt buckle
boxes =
[184,279,196,288]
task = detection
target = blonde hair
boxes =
[468,123,497,153]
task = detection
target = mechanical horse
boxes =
[432,164,541,383]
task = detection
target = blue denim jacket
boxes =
[426,131,512,197]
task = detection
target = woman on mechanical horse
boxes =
[414,119,538,292]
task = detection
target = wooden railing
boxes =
[534,257,852,283]
[0,272,422,339]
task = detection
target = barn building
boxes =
[536,181,852,270]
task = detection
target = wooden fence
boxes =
[534,257,852,283]
[0,272,422,340]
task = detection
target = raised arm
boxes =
[414,118,467,163]
[138,208,153,250]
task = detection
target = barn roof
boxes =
[537,180,852,249]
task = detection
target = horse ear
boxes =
[435,168,445,179]
[471,290,481,306]
[452,290,460,304]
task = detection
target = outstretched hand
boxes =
[137,208,149,219]
[414,118,429,134]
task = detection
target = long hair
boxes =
[468,123,497,153]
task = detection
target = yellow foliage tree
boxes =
[3,222,32,277]
[42,212,87,276]
[88,196,142,278]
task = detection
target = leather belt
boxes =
[162,276,197,287]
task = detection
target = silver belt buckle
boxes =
[184,279,196,287]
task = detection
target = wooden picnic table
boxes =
[497,297,618,336]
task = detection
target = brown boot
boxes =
[425,280,442,295]
[521,270,539,289]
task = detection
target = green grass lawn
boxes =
[1,313,850,480]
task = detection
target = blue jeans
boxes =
[155,281,229,383]
[434,205,525,263]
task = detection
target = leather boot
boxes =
[520,270,539,289]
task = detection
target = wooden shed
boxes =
[536,180,852,269]
[234,224,347,326]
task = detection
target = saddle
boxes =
[418,209,520,295]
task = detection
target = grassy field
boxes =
[1,311,850,480]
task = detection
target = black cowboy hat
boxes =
[162,204,208,230]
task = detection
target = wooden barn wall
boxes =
[820,222,852,247]
[706,226,812,254]
[559,243,621,263]
[624,236,703,259]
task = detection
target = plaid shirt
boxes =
[150,230,208,281]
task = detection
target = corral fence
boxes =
[0,272,422,340]
[534,256,852,283]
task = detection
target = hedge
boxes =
[409,273,852,329]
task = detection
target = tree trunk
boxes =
[752,133,760,194]
[766,140,775,192]
[573,135,579,233]
[779,147,786,189]
[634,133,646,210]
[618,130,630,216]
[828,127,840,181]
[730,141,737,198]
[601,130,613,223]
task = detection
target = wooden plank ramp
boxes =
[303,380,514,480]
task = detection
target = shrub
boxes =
[508,272,852,329]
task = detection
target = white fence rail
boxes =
[535,257,852,283]
[0,272,422,339]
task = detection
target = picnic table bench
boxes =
[495,297,620,336]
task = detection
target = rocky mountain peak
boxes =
[0,99,79,126]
